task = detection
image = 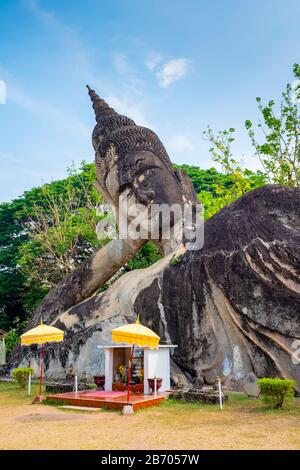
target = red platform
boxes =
[46,389,165,411]
[83,391,127,398]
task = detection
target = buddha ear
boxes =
[175,168,198,204]
[92,181,115,206]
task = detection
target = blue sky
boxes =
[0,0,299,202]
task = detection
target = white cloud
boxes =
[167,134,195,154]
[156,59,190,88]
[145,52,163,71]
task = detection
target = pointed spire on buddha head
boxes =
[86,85,117,123]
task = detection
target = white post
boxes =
[217,376,223,410]
[28,373,31,397]
[2,337,6,365]
[154,378,157,397]
[143,348,149,395]
[104,348,113,391]
[75,375,78,394]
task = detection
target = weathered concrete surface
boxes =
[13,185,300,390]
[243,372,260,398]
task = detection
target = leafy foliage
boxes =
[200,64,300,217]
[0,161,104,327]
[201,127,267,218]
[12,367,34,388]
[18,163,105,299]
[245,64,300,186]
[257,378,295,409]
[174,164,234,195]
[126,241,162,271]
[294,63,300,102]
[0,201,28,330]
[3,329,20,356]
[170,254,183,266]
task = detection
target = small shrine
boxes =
[98,344,176,394]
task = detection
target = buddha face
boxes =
[106,150,184,208]
[104,150,185,241]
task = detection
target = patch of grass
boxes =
[0,380,44,406]
[227,391,252,403]
[43,399,68,407]
[1,380,300,449]
[255,398,300,415]
[0,380,16,391]
[159,392,253,412]
[161,397,216,410]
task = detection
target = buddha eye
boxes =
[143,178,150,187]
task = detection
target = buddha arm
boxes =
[29,237,146,325]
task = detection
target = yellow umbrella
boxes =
[21,321,64,402]
[112,316,160,404]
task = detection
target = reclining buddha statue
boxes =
[13,87,300,391]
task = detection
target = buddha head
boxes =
[87,86,198,245]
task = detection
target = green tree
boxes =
[245,63,300,186]
[257,378,295,409]
[0,200,28,330]
[0,162,105,327]
[17,162,106,309]
[4,328,21,356]
[173,164,234,195]
[201,127,267,218]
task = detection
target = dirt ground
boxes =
[1,382,300,450]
